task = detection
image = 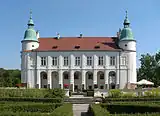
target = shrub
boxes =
[108,89,122,98]
[101,103,160,114]
[88,104,110,116]
[0,98,63,103]
[121,92,136,98]
[51,103,73,116]
[0,102,62,113]
[0,88,65,98]
[144,89,160,97]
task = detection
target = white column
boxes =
[47,70,51,89]
[70,70,74,92]
[82,70,86,89]
[82,54,85,68]
[59,70,63,89]
[59,55,63,68]
[105,70,109,89]
[36,70,40,89]
[93,70,97,84]
[116,69,119,89]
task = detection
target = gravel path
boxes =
[73,104,90,116]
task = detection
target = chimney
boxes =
[79,33,83,38]
[57,33,60,39]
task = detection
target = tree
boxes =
[137,51,160,87]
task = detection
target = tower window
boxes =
[121,56,126,65]
[32,45,34,47]
[125,44,127,47]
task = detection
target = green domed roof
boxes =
[23,10,38,42]
[120,11,134,41]
[24,28,37,41]
[120,27,134,40]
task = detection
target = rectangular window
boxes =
[64,57,68,66]
[41,57,46,66]
[110,56,116,66]
[98,56,104,65]
[75,57,81,66]
[52,57,58,66]
[87,56,92,66]
[121,56,126,65]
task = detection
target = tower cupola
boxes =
[23,10,38,42]
[119,11,134,40]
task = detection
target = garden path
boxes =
[73,104,91,116]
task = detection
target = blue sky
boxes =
[0,0,160,69]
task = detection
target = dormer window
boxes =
[52,46,58,49]
[95,45,100,49]
[75,45,80,49]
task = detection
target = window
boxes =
[41,57,47,66]
[98,56,104,65]
[88,74,93,80]
[64,57,68,66]
[32,45,34,47]
[87,56,92,66]
[52,57,58,66]
[100,85,104,89]
[110,56,116,66]
[64,74,69,79]
[121,56,126,65]
[100,73,104,79]
[75,57,81,66]
[30,57,35,65]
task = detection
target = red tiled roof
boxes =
[25,37,121,52]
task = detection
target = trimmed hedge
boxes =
[0,97,63,103]
[101,103,160,114]
[110,113,160,116]
[51,103,73,116]
[88,104,110,116]
[104,98,160,102]
[0,102,62,113]
[0,88,65,98]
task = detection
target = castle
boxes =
[21,11,137,91]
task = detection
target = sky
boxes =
[0,0,160,69]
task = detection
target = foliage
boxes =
[108,89,123,98]
[137,51,160,87]
[88,104,110,116]
[0,102,62,113]
[144,89,160,97]
[0,98,63,103]
[0,68,21,87]
[0,88,65,98]
[121,92,136,98]
[51,104,73,116]
[110,113,160,116]
[101,103,160,114]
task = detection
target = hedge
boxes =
[88,104,110,116]
[101,103,160,114]
[51,103,73,116]
[0,102,62,113]
[0,97,63,103]
[103,98,160,102]
[0,88,65,98]
[110,113,160,116]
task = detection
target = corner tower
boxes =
[21,10,39,51]
[119,11,137,84]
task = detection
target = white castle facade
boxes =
[21,11,137,92]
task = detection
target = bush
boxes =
[0,88,65,98]
[0,102,62,113]
[51,103,73,116]
[88,104,110,116]
[0,98,63,103]
[144,89,160,97]
[101,103,160,114]
[121,92,136,98]
[110,113,160,116]
[108,89,122,98]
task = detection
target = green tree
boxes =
[137,51,160,87]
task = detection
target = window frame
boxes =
[52,57,58,66]
[98,56,104,66]
[63,57,69,66]
[75,57,81,66]
[41,57,47,66]
[87,56,92,66]
[110,56,116,66]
